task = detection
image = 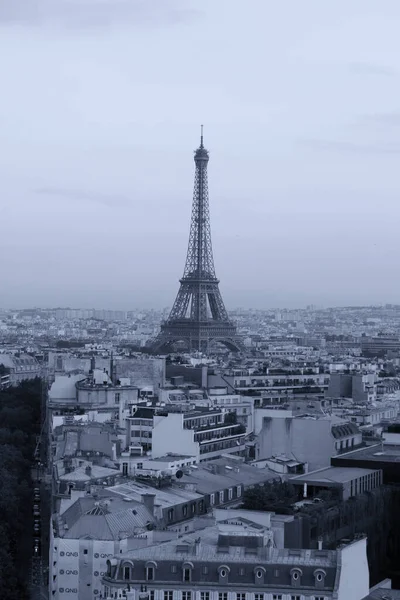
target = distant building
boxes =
[0,352,41,384]
[326,373,377,403]
[361,335,400,358]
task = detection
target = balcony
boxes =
[194,423,245,443]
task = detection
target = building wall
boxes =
[257,417,334,471]
[337,537,370,600]
[327,373,353,398]
[253,408,293,436]
[152,414,199,461]
[77,386,138,409]
[50,536,123,600]
[116,358,165,391]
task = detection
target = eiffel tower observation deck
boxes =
[152,127,243,354]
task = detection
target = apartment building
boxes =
[49,495,155,600]
[256,413,362,471]
[0,352,41,383]
[151,409,246,463]
[101,526,369,600]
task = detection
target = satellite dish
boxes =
[175,470,183,479]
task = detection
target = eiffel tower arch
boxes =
[152,128,243,354]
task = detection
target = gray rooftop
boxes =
[291,466,381,486]
[335,444,400,463]
[174,458,278,495]
[363,588,400,599]
[59,496,154,540]
[107,480,203,507]
[120,525,337,567]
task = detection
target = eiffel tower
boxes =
[152,127,242,354]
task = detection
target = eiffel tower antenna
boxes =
[152,129,242,354]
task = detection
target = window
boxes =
[183,505,188,517]
[239,567,245,576]
[237,485,242,497]
[220,569,227,578]
[219,594,228,600]
[219,491,224,503]
[292,571,299,581]
[191,503,196,514]
[210,493,215,505]
[171,565,177,573]
[272,596,282,600]
[314,597,326,600]
[236,594,246,600]
[183,568,191,582]
[182,593,192,600]
[123,566,130,580]
[164,592,173,600]
[316,573,323,582]
[146,566,154,581]
[122,462,128,476]
[228,488,233,500]
[291,596,301,600]
[255,595,263,600]
[168,509,174,522]
[202,566,208,575]
[83,549,88,555]
[200,593,210,600]
[274,569,279,577]
[115,393,120,404]
[150,592,155,600]
[255,569,263,579]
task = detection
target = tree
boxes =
[0,378,42,598]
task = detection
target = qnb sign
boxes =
[59,589,78,594]
[94,552,114,559]
[60,551,78,557]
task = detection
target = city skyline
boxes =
[2,1,400,309]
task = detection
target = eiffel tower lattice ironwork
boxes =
[152,127,242,354]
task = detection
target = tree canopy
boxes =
[0,378,42,599]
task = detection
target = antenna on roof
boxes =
[200,124,204,148]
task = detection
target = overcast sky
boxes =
[1,0,400,310]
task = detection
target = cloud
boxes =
[300,138,400,155]
[0,0,200,30]
[348,62,397,77]
[363,112,400,127]
[35,187,131,208]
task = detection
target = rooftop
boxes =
[335,444,400,464]
[363,587,400,599]
[119,525,337,566]
[107,480,203,508]
[58,496,154,540]
[59,464,118,482]
[291,466,381,486]
[174,458,278,495]
[147,454,195,462]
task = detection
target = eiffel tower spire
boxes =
[152,129,242,354]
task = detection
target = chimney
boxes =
[318,537,323,550]
[141,493,156,516]
[85,465,92,477]
[90,356,95,374]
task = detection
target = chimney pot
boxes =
[141,493,156,517]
